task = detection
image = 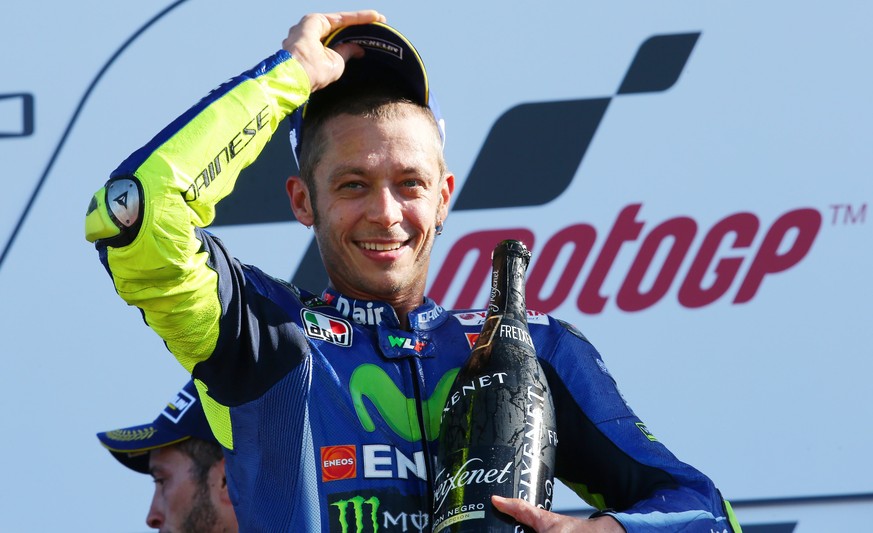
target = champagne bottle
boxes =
[432,240,557,533]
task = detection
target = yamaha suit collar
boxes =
[321,288,448,331]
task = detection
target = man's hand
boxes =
[491,496,625,533]
[282,10,386,92]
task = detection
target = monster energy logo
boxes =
[349,365,459,442]
[332,496,380,533]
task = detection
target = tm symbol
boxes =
[828,203,867,225]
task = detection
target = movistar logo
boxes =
[349,364,459,442]
[387,334,426,352]
[331,495,379,533]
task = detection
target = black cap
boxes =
[288,22,445,167]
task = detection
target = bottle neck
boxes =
[462,240,534,377]
[487,242,531,321]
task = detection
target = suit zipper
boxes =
[408,358,435,505]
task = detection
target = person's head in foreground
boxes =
[97,380,238,533]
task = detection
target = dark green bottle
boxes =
[432,240,557,533]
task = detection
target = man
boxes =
[86,10,741,532]
[97,380,238,532]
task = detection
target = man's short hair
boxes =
[176,437,224,484]
[287,22,446,183]
[298,89,447,190]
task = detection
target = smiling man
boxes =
[288,98,451,323]
[85,10,740,533]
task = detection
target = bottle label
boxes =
[493,317,535,350]
[473,316,534,356]
[516,382,556,511]
[431,445,516,533]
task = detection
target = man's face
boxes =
[301,108,453,307]
[146,446,221,533]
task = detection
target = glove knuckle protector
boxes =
[84,176,144,247]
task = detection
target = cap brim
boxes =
[97,422,193,474]
[97,380,216,474]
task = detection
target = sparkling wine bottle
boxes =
[432,240,557,533]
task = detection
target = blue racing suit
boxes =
[84,49,741,532]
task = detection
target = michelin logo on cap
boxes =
[344,37,403,59]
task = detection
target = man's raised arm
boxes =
[83,10,384,371]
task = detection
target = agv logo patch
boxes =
[302,309,353,347]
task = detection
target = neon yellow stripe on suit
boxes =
[96,56,310,448]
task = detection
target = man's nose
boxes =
[145,489,164,529]
[367,186,403,227]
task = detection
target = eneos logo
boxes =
[321,445,357,482]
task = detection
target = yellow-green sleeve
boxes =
[85,50,309,372]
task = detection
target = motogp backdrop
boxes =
[1,1,870,531]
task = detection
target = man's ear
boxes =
[438,173,455,223]
[216,458,232,504]
[286,175,315,226]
